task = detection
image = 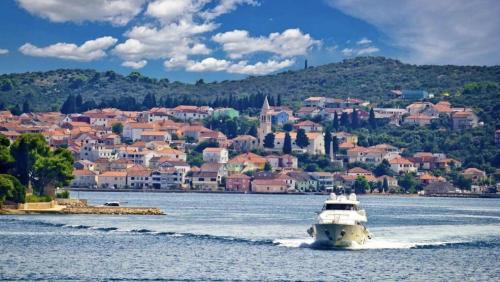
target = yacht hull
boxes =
[311,223,369,248]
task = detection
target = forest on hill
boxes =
[1,56,500,112]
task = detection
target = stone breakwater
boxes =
[0,199,165,215]
[63,206,164,215]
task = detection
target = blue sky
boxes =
[0,0,498,82]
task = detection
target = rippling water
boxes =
[1,192,499,281]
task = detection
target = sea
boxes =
[1,192,499,281]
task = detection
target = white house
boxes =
[71,169,97,187]
[98,171,127,189]
[274,132,325,155]
[202,147,229,164]
[389,157,417,174]
[123,122,155,141]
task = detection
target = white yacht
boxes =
[307,193,372,248]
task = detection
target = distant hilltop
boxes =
[0,56,499,112]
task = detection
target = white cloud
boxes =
[328,0,500,65]
[227,59,295,75]
[357,46,379,55]
[113,20,215,61]
[212,28,320,59]
[341,48,354,56]
[164,57,294,75]
[145,0,205,23]
[113,0,303,75]
[0,48,8,55]
[19,36,118,61]
[201,0,259,20]
[356,37,372,45]
[17,0,145,26]
[122,60,148,69]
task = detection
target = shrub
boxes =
[56,190,70,199]
[26,194,52,203]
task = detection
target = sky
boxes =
[0,0,499,83]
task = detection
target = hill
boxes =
[0,56,499,112]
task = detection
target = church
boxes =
[257,96,325,155]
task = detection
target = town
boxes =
[1,89,498,198]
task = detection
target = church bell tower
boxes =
[258,96,272,148]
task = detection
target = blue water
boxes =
[1,193,499,281]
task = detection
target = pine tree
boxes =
[277,94,282,106]
[383,177,389,192]
[283,132,292,154]
[324,130,332,155]
[264,162,272,172]
[10,104,22,116]
[22,101,31,113]
[333,112,339,130]
[369,108,376,128]
[60,94,76,114]
[332,136,339,155]
[340,112,349,127]
[142,93,157,109]
[296,129,309,148]
[248,124,258,137]
[351,108,359,128]
[263,133,275,149]
[75,94,83,112]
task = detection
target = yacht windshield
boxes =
[324,204,356,211]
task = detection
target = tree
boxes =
[33,148,74,192]
[10,133,50,187]
[296,129,309,149]
[353,176,369,194]
[324,130,332,156]
[10,134,72,195]
[382,177,389,192]
[195,79,205,86]
[112,123,124,135]
[0,176,14,206]
[277,94,282,106]
[305,163,318,172]
[283,132,292,154]
[340,112,349,127]
[283,123,293,132]
[398,173,418,193]
[373,159,392,177]
[10,104,22,116]
[0,174,25,204]
[142,93,157,109]
[247,124,258,137]
[369,108,376,128]
[333,112,339,130]
[0,134,12,174]
[332,136,339,155]
[61,94,77,114]
[264,162,272,172]
[454,175,472,190]
[263,133,275,149]
[351,108,359,128]
[0,78,13,91]
[75,94,83,112]
[22,100,31,113]
[225,119,238,139]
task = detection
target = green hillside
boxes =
[1,56,499,112]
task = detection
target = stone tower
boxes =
[258,96,272,147]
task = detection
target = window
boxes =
[324,204,356,211]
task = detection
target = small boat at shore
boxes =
[307,193,372,248]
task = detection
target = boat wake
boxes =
[273,237,500,250]
[3,218,499,250]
